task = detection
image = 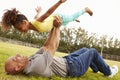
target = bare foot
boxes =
[85,7,93,16]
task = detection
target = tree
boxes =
[99,35,107,56]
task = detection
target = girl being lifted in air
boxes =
[1,0,93,33]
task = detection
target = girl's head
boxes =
[1,8,29,32]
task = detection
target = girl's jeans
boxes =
[64,48,111,77]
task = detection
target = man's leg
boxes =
[69,48,88,56]
[90,62,99,73]
[89,48,118,77]
[65,48,111,77]
[86,48,111,76]
[69,48,98,73]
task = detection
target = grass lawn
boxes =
[0,41,120,80]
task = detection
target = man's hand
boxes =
[59,0,67,3]
[43,16,61,57]
[53,16,62,28]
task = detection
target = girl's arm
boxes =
[37,0,66,22]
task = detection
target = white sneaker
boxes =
[109,65,118,78]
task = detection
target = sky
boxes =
[0,0,120,39]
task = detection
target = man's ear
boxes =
[15,66,22,71]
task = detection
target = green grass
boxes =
[0,41,120,80]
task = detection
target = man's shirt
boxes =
[23,47,67,77]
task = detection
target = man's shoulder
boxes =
[34,47,44,54]
[23,48,53,76]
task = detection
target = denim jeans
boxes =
[64,48,111,77]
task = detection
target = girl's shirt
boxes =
[31,16,55,32]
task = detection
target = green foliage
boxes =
[1,26,120,55]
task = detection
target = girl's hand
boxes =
[34,6,42,19]
[59,0,67,3]
[35,6,42,13]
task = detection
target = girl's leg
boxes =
[57,9,85,26]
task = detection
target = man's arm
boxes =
[43,16,61,57]
[37,0,66,22]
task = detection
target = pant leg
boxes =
[65,48,111,77]
[68,48,98,73]
[69,48,89,56]
[89,48,111,76]
[57,9,85,26]
[90,61,99,73]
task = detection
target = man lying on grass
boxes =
[5,16,118,78]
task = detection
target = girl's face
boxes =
[15,20,29,32]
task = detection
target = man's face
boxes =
[5,54,28,74]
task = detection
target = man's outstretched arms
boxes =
[43,16,62,57]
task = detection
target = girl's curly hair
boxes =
[1,8,28,31]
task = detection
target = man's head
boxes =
[5,54,28,74]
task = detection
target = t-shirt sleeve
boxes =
[34,47,44,54]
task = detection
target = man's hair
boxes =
[5,57,17,74]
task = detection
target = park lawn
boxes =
[0,41,120,80]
